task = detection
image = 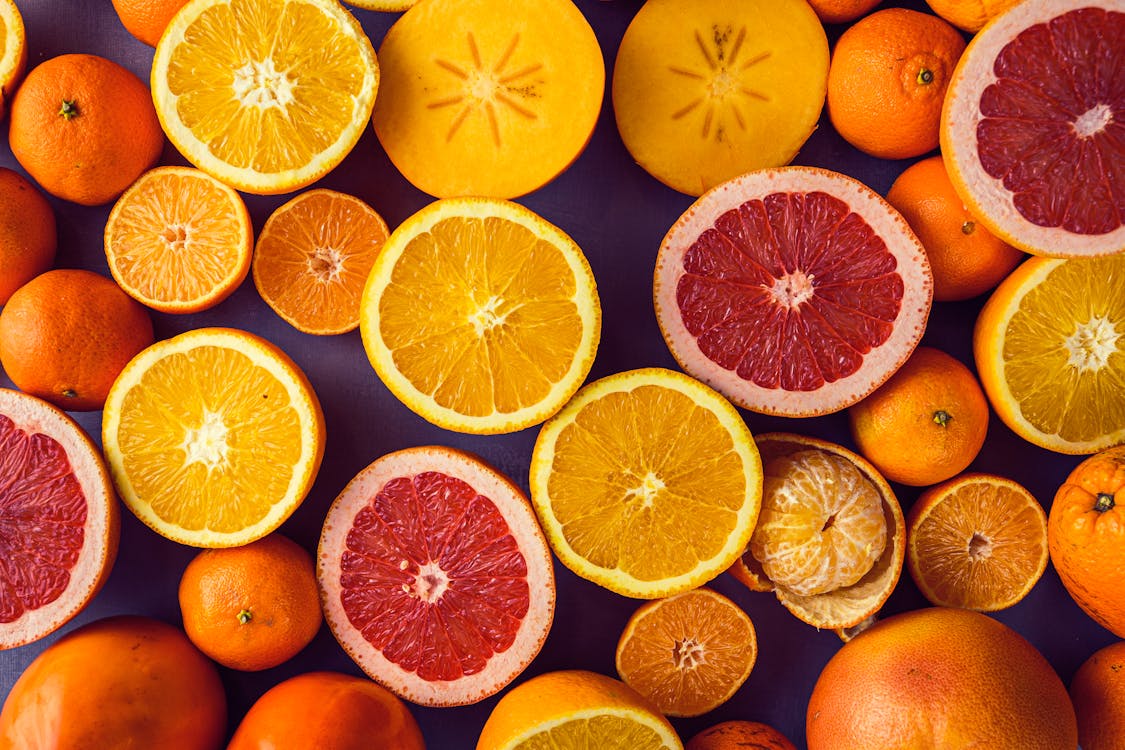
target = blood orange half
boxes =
[654,167,932,417]
[0,388,118,649]
[941,0,1125,258]
[318,446,554,706]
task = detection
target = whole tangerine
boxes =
[686,720,797,750]
[110,0,190,46]
[1070,640,1125,750]
[0,167,55,305]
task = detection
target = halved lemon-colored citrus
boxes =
[105,167,252,314]
[360,197,600,435]
[102,327,325,547]
[530,368,762,599]
[974,255,1125,454]
[150,0,379,195]
[0,0,26,121]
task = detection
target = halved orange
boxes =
[0,0,26,121]
[616,588,757,717]
[105,167,252,314]
[907,473,1048,611]
[530,368,762,599]
[252,189,389,335]
[360,197,600,435]
[151,0,379,194]
[102,327,325,547]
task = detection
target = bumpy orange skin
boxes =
[110,0,190,46]
[686,720,797,750]
[806,607,1077,749]
[228,671,426,750]
[1049,446,1125,639]
[0,167,55,305]
[1070,641,1125,750]
[0,616,226,750]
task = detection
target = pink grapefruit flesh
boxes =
[318,446,554,706]
[654,167,932,417]
[941,0,1125,258]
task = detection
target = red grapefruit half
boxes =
[318,446,554,706]
[654,167,932,417]
[0,388,119,649]
[941,0,1125,258]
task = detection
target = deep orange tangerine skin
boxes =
[0,616,226,750]
[1070,640,1125,750]
[686,720,797,750]
[807,0,882,23]
[0,168,55,306]
[110,0,189,46]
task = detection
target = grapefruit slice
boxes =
[0,388,119,649]
[654,167,932,417]
[317,446,554,707]
[941,0,1125,258]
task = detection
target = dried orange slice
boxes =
[530,368,762,599]
[151,0,378,195]
[252,189,389,335]
[102,327,325,547]
[615,588,756,717]
[0,0,26,121]
[613,0,828,196]
[974,255,1125,454]
[907,473,1048,611]
[372,0,604,198]
[360,198,600,435]
[105,167,252,314]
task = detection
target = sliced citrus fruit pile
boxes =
[655,167,932,417]
[360,197,600,434]
[530,368,762,599]
[907,473,1048,611]
[974,255,1125,454]
[317,446,554,706]
[941,0,1125,258]
[0,388,119,649]
[476,670,683,750]
[0,0,26,121]
[150,0,379,195]
[105,167,252,314]
[252,189,389,335]
[615,588,756,717]
[102,327,325,547]
[613,0,828,196]
[372,0,603,199]
[729,433,905,629]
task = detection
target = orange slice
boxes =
[360,198,600,435]
[252,189,389,335]
[530,368,762,599]
[0,0,26,121]
[372,0,604,198]
[613,0,829,196]
[105,167,252,314]
[907,473,1048,611]
[615,588,757,717]
[102,327,325,547]
[151,0,378,195]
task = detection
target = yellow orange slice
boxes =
[613,0,829,196]
[372,0,604,198]
[105,167,252,314]
[0,0,26,121]
[252,189,389,335]
[151,0,378,195]
[360,198,600,435]
[974,255,1125,454]
[530,368,762,599]
[102,327,325,547]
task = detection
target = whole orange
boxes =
[227,671,426,750]
[1048,446,1125,639]
[0,268,154,411]
[686,720,796,750]
[849,346,989,486]
[806,607,1077,749]
[0,615,226,749]
[0,167,55,305]
[1070,640,1125,750]
[179,533,322,671]
[886,155,1023,301]
[827,8,967,159]
[8,54,164,206]
[807,0,882,24]
[110,0,190,46]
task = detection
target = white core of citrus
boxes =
[232,58,297,109]
[1072,103,1113,139]
[182,410,230,469]
[1065,316,1119,371]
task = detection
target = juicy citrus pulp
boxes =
[530,368,762,599]
[0,0,25,120]
[360,197,600,434]
[151,0,378,194]
[105,167,252,313]
[102,327,325,547]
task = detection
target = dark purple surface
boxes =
[0,1,1113,748]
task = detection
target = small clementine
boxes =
[1070,640,1125,750]
[0,167,55,305]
